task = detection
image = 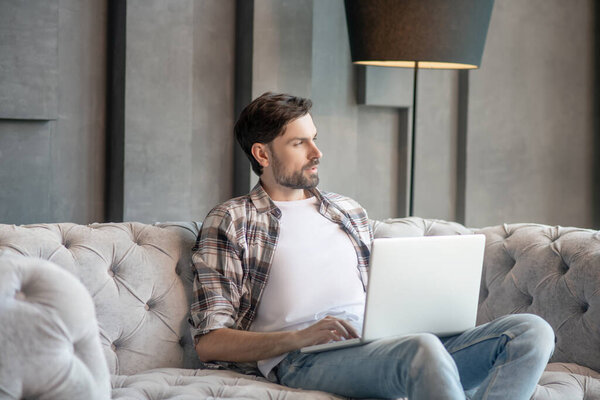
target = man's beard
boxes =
[271,153,320,190]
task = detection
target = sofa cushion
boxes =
[111,368,344,400]
[111,367,600,400]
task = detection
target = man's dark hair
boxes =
[234,92,312,176]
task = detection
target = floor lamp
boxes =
[344,0,494,217]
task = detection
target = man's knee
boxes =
[412,332,445,351]
[405,333,452,368]
[525,314,555,355]
[506,313,555,357]
[395,333,459,388]
[511,314,553,337]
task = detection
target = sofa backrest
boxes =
[474,223,600,373]
[0,222,202,375]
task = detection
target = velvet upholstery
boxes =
[0,252,111,400]
[0,218,598,399]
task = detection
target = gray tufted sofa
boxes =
[0,217,599,399]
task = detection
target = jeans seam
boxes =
[445,331,515,354]
[295,355,400,370]
[480,334,511,400]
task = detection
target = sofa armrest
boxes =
[0,252,110,400]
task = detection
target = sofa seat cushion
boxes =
[111,366,600,400]
[111,368,344,400]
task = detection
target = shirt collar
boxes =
[249,181,326,218]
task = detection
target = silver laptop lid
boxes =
[362,234,485,341]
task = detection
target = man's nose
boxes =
[309,141,323,159]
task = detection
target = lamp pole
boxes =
[409,62,419,217]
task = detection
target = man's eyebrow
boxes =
[286,133,318,143]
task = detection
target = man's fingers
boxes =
[299,316,360,346]
[318,317,358,339]
[338,319,360,338]
[331,321,351,338]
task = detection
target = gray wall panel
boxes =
[52,0,107,223]
[413,70,459,221]
[253,0,313,98]
[356,107,400,220]
[351,66,413,217]
[0,0,106,224]
[191,0,236,220]
[0,0,59,120]
[124,0,236,222]
[124,0,194,222]
[467,0,595,228]
[358,67,413,108]
[0,122,52,223]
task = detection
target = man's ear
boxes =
[251,143,270,168]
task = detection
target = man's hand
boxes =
[196,316,359,363]
[291,316,360,348]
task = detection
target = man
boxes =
[189,92,555,400]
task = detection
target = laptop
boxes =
[301,234,486,353]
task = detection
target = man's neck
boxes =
[259,179,312,201]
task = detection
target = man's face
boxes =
[267,114,322,190]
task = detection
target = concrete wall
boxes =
[1,0,597,229]
[0,0,59,120]
[123,0,235,222]
[0,0,107,224]
[414,70,459,221]
[466,0,595,228]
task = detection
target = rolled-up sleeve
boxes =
[189,208,243,342]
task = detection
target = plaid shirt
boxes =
[189,182,373,374]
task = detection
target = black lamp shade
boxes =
[344,0,494,69]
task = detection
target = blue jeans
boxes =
[275,314,555,400]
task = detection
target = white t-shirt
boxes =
[250,196,366,378]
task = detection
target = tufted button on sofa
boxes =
[0,218,599,399]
